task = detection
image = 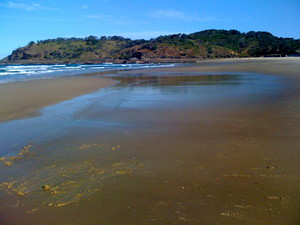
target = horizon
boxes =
[0,0,299,59]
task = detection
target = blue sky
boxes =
[0,0,299,59]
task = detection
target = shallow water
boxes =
[0,72,280,155]
[0,70,299,225]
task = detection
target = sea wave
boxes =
[0,63,176,83]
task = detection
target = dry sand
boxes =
[0,76,117,122]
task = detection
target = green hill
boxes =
[2,29,299,64]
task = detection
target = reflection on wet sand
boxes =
[109,73,244,86]
[0,58,300,225]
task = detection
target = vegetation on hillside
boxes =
[2,29,299,63]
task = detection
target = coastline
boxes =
[0,76,117,122]
[1,57,299,123]
[1,56,299,65]
[0,57,299,224]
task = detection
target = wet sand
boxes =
[0,76,117,122]
[0,58,299,225]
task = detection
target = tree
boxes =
[86,36,98,45]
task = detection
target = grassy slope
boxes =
[2,30,300,63]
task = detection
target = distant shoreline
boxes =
[1,56,299,65]
[0,57,222,65]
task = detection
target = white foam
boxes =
[89,67,105,69]
[0,63,176,83]
[53,64,66,67]
[0,72,12,76]
[65,66,82,69]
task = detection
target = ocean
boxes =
[0,63,176,83]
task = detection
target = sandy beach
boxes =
[0,58,299,225]
[0,76,117,122]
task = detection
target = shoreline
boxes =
[0,76,117,122]
[1,56,299,65]
[1,57,299,123]
[124,57,300,94]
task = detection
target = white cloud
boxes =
[0,1,57,11]
[82,5,89,9]
[149,9,217,22]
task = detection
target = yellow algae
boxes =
[18,145,31,156]
[0,182,30,196]
[55,202,68,207]
[112,162,124,167]
[97,170,105,174]
[79,143,102,150]
[3,161,13,166]
[35,164,57,173]
[16,190,26,196]
[0,157,6,161]
[23,145,31,150]
[89,166,106,174]
[115,171,127,175]
[266,196,287,200]
[267,196,279,200]
[1,144,32,166]
[42,184,65,196]
[18,151,29,156]
[0,159,141,207]
[26,208,39,214]
[234,204,252,209]
[75,193,82,199]
[9,156,23,161]
[0,182,15,189]
[111,145,121,151]
[220,211,247,220]
[42,185,51,190]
